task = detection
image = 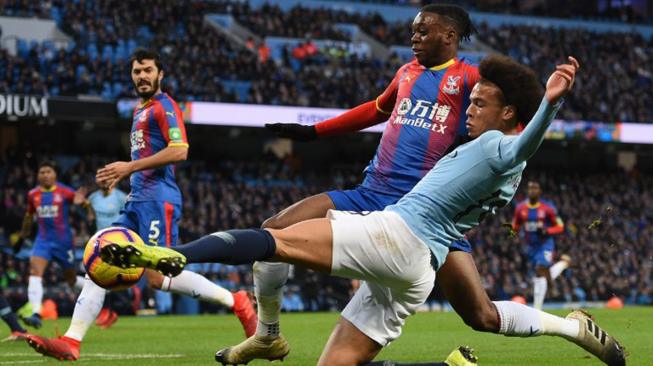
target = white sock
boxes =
[493,301,579,339]
[549,261,569,280]
[72,276,86,291]
[253,261,289,337]
[28,276,44,315]
[65,277,107,341]
[160,270,234,308]
[533,277,548,310]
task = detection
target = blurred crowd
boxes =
[1,0,652,122]
[1,149,651,315]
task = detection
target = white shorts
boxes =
[328,210,436,346]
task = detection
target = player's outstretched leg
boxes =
[494,301,625,366]
[363,346,479,366]
[563,310,625,366]
[100,241,186,276]
[215,334,290,365]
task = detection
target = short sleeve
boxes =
[154,100,189,148]
[27,192,36,215]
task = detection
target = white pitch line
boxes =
[0,352,183,362]
[0,361,44,365]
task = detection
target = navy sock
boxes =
[0,295,26,333]
[364,362,446,366]
[174,229,276,265]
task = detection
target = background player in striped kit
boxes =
[19,161,89,329]
[26,49,256,361]
[513,180,571,309]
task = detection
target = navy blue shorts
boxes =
[528,240,555,267]
[113,201,181,247]
[327,186,472,253]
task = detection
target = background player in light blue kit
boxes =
[103,56,624,366]
[86,180,127,328]
[87,181,127,232]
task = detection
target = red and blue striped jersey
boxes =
[129,93,188,204]
[361,58,479,195]
[512,199,564,246]
[27,183,75,244]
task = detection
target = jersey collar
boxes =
[137,92,166,109]
[40,184,57,192]
[527,201,541,209]
[429,58,456,71]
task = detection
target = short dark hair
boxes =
[421,4,476,42]
[479,55,544,126]
[130,48,163,71]
[38,160,57,173]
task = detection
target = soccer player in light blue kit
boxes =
[86,181,127,328]
[87,182,127,232]
[103,56,625,366]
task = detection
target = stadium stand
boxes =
[1,0,652,122]
[1,149,651,314]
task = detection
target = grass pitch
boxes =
[2,307,651,365]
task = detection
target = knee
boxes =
[29,265,42,277]
[318,352,371,366]
[462,303,500,332]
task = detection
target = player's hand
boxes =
[96,161,134,191]
[265,123,318,141]
[73,186,88,205]
[545,56,579,104]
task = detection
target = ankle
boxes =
[62,336,82,348]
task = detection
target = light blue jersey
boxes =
[89,189,127,230]
[387,99,561,267]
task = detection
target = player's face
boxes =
[98,179,111,193]
[527,181,541,201]
[38,167,56,188]
[411,12,454,67]
[465,82,514,138]
[131,59,163,100]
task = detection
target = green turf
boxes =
[2,307,651,365]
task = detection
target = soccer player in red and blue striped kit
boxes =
[19,161,89,329]
[26,49,256,361]
[222,4,485,365]
[513,181,571,310]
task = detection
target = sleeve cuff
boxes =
[168,142,189,148]
[375,97,392,115]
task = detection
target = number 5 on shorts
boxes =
[149,220,161,245]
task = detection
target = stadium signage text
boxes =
[119,99,653,144]
[0,94,48,119]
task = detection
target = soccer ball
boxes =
[83,227,145,290]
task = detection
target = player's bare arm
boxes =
[19,213,32,239]
[96,145,188,190]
